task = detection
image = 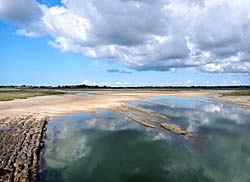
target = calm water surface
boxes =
[40,96,250,182]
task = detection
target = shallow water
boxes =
[0,126,11,131]
[40,96,250,182]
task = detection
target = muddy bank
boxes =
[0,115,47,182]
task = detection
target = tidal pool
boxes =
[40,96,250,182]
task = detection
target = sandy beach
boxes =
[0,90,215,120]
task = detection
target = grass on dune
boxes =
[224,90,250,96]
[0,89,64,101]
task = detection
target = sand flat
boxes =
[0,90,213,119]
[211,95,250,109]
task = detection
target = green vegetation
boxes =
[224,90,250,96]
[1,84,249,90]
[0,89,64,101]
[0,85,249,101]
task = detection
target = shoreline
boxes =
[0,90,214,120]
[210,95,250,110]
[0,90,249,181]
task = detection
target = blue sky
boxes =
[0,0,249,86]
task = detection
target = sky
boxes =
[0,0,250,86]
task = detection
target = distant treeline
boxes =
[0,84,250,89]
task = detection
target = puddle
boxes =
[0,126,11,131]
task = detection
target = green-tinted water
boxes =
[40,96,250,182]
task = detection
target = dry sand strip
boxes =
[112,104,164,127]
[160,123,192,137]
[119,104,168,119]
[113,104,191,136]
[139,100,171,107]
[0,115,47,182]
[125,115,156,128]
[113,108,157,128]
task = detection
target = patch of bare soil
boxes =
[0,115,47,182]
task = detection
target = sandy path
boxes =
[0,90,213,120]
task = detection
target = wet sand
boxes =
[0,115,47,182]
[211,95,250,109]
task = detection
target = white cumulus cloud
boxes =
[1,0,250,73]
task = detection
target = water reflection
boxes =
[41,96,250,182]
[0,126,11,131]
